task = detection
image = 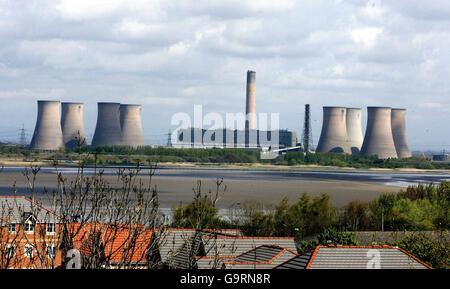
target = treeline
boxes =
[173,182,449,238]
[79,146,260,164]
[282,151,450,169]
[1,144,449,169]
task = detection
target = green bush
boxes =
[389,235,449,269]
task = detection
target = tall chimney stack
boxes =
[245,70,256,130]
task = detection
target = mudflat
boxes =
[0,166,436,209]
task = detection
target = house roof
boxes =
[152,228,243,268]
[0,196,61,224]
[196,245,298,269]
[70,222,153,264]
[201,236,297,257]
[275,245,433,269]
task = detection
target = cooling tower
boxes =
[316,107,351,153]
[30,100,64,150]
[360,107,398,159]
[391,108,412,158]
[120,104,146,147]
[245,70,256,130]
[346,108,364,154]
[91,102,122,146]
[61,102,86,148]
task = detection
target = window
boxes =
[8,223,16,233]
[6,245,15,259]
[46,223,56,234]
[24,222,34,233]
[46,245,56,258]
[24,245,33,258]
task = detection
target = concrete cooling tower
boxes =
[346,108,364,154]
[120,104,145,147]
[391,108,412,158]
[61,102,86,148]
[360,107,398,159]
[245,70,256,130]
[91,102,122,146]
[316,107,351,154]
[30,100,64,150]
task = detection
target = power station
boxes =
[61,102,86,148]
[120,104,146,147]
[26,70,413,159]
[174,70,297,149]
[30,100,64,150]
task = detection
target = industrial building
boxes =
[30,100,64,150]
[173,128,296,149]
[61,102,86,148]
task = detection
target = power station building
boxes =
[61,102,86,148]
[30,100,64,150]
[173,128,296,149]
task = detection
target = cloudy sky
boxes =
[0,0,449,150]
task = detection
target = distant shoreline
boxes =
[1,159,449,174]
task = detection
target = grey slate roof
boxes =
[224,246,297,269]
[234,245,284,263]
[196,245,298,269]
[275,246,432,269]
[275,249,314,269]
[154,229,243,268]
[202,236,297,257]
[155,229,199,268]
[0,196,61,224]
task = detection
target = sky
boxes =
[0,0,449,150]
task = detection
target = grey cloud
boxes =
[0,0,447,149]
